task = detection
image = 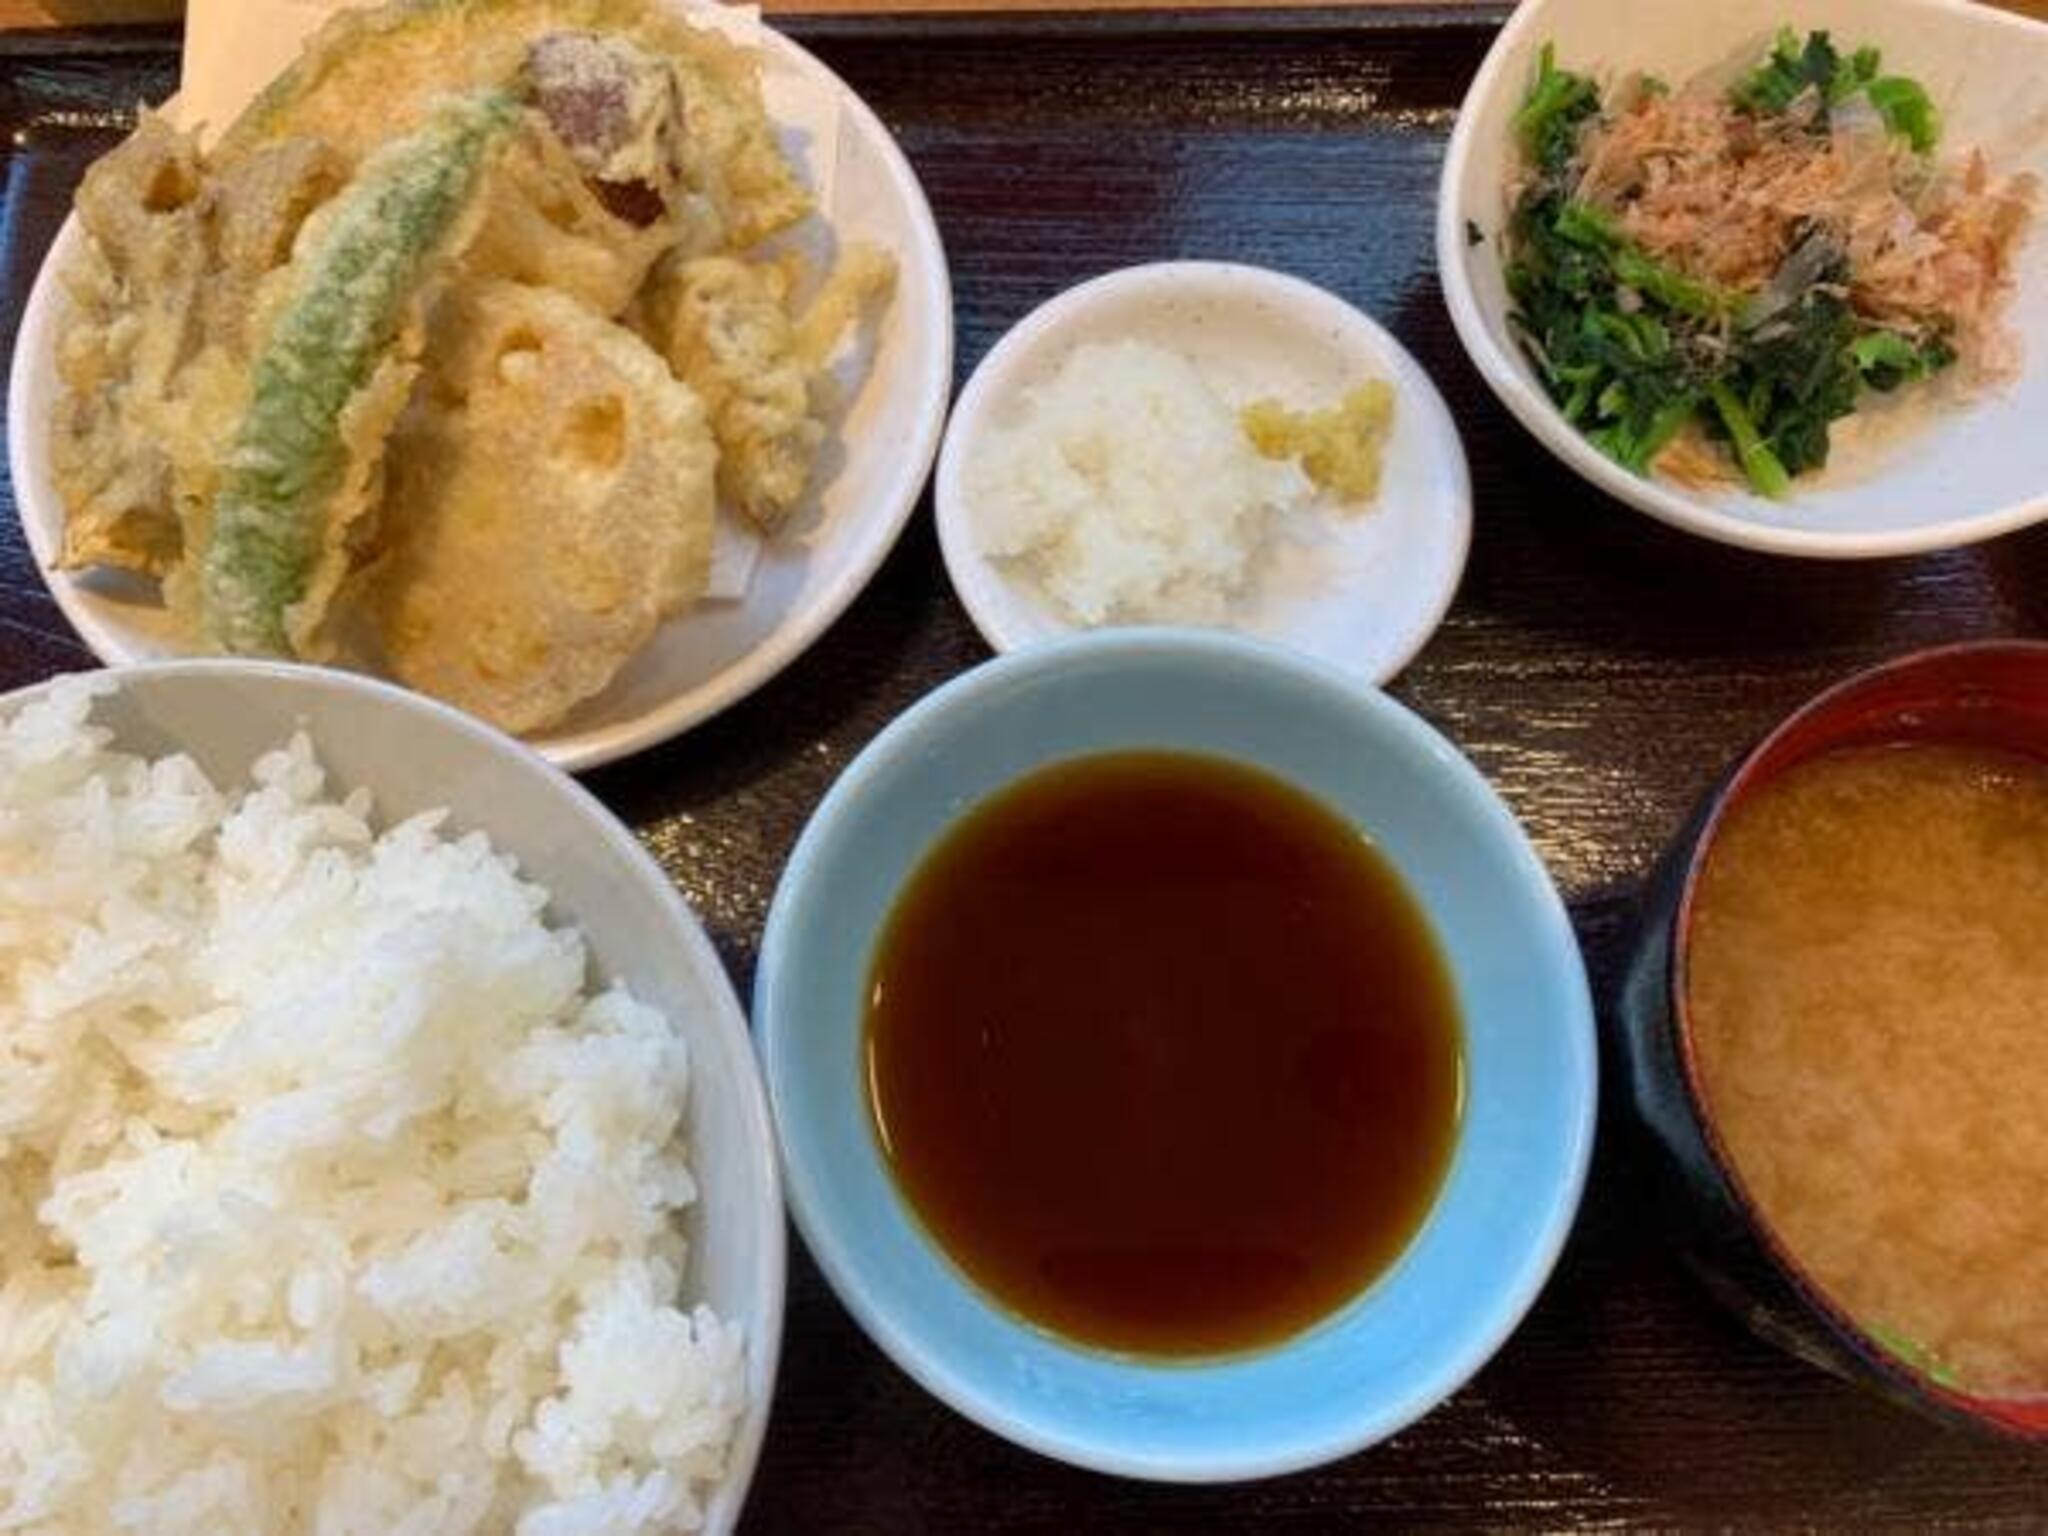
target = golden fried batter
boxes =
[219,0,808,249]
[53,120,349,578]
[637,241,894,528]
[50,0,898,743]
[199,136,349,355]
[370,282,717,733]
[52,114,207,575]
[462,117,679,316]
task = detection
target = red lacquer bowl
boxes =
[1619,640,2048,1440]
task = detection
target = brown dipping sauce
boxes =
[863,751,1463,1358]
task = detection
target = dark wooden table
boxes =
[6,13,2047,1530]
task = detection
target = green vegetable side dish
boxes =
[1501,31,1969,499]
[200,90,519,654]
[1729,28,1939,153]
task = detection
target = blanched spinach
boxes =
[1501,33,1957,497]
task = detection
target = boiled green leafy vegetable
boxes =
[1731,27,1880,115]
[1866,74,1940,155]
[1850,330,1957,391]
[1513,43,1602,176]
[1732,26,1941,152]
[1500,30,1960,498]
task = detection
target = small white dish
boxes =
[1438,0,2048,558]
[934,261,1471,686]
[1,659,784,1533]
[7,18,953,773]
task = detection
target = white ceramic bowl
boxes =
[1438,0,2048,558]
[0,660,785,1533]
[7,21,953,772]
[935,262,1471,683]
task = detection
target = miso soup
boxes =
[1688,742,2048,1398]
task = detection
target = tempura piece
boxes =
[51,119,351,583]
[637,241,894,528]
[218,0,809,249]
[461,31,717,315]
[526,30,687,218]
[370,281,717,733]
[796,241,898,369]
[185,90,521,656]
[463,117,679,316]
[52,114,206,575]
[628,0,811,247]
[198,136,350,355]
[637,254,809,527]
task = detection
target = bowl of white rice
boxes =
[0,662,781,1535]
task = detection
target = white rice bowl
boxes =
[0,673,762,1534]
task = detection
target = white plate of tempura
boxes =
[9,0,953,770]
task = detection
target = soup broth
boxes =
[1688,742,2048,1398]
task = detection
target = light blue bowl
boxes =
[755,630,1595,1481]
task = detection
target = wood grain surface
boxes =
[4,16,2048,1530]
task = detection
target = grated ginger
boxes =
[1241,379,1396,505]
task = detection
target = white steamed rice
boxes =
[0,676,744,1534]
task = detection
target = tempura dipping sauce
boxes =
[863,750,1463,1358]
[1687,742,2048,1399]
